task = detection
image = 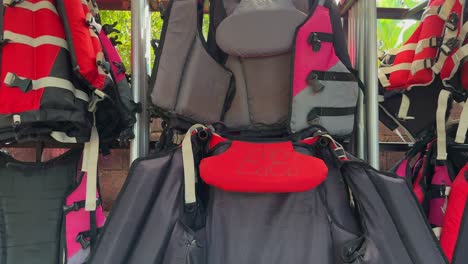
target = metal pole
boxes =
[363,0,380,169]
[130,0,150,162]
[354,1,367,160]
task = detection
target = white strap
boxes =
[50,132,78,143]
[436,90,451,161]
[415,37,440,54]
[433,227,442,240]
[397,94,415,120]
[378,63,412,87]
[451,44,468,65]
[438,0,456,21]
[398,43,418,53]
[182,124,207,205]
[4,73,89,102]
[83,125,99,211]
[4,0,58,14]
[86,13,102,33]
[422,5,439,20]
[455,99,468,143]
[3,30,68,50]
[411,59,433,74]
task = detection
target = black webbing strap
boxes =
[307,32,334,51]
[308,107,357,123]
[63,198,102,214]
[75,227,103,250]
[307,71,357,82]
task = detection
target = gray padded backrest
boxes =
[216,0,307,57]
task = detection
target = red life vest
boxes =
[440,163,468,262]
[379,0,466,91]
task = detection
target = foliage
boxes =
[99,11,209,73]
[377,0,425,51]
[99,0,426,70]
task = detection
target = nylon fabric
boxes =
[0,149,80,264]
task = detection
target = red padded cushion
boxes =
[440,164,468,262]
[199,139,328,193]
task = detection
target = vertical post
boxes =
[353,1,367,160]
[130,0,150,162]
[363,0,380,169]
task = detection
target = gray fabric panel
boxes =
[223,0,240,15]
[175,38,233,123]
[206,187,336,264]
[126,151,185,263]
[89,151,177,264]
[292,0,309,13]
[161,221,205,264]
[216,0,306,57]
[151,0,198,111]
[224,54,290,129]
[343,163,447,264]
[68,248,90,264]
[290,61,359,135]
[222,57,251,127]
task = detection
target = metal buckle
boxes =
[423,58,434,68]
[75,234,91,249]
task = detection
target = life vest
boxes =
[440,163,468,263]
[0,0,137,150]
[150,0,359,137]
[90,126,447,264]
[0,0,93,144]
[0,149,106,264]
[379,0,467,91]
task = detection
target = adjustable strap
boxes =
[397,93,415,120]
[83,124,100,211]
[411,58,434,74]
[415,37,443,54]
[436,90,451,161]
[2,0,24,6]
[307,32,333,52]
[4,73,89,101]
[422,5,440,20]
[182,124,207,205]
[433,0,464,73]
[63,198,102,214]
[3,30,68,49]
[308,107,356,119]
[3,0,57,13]
[455,99,468,144]
[75,228,103,249]
[378,63,412,87]
[306,71,356,93]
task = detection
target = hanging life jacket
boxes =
[0,0,137,152]
[440,163,468,263]
[150,0,359,137]
[378,0,466,91]
[0,149,106,264]
[0,0,92,144]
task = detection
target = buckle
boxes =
[441,38,460,55]
[423,58,434,68]
[75,234,91,249]
[88,89,107,112]
[429,37,442,48]
[307,33,322,52]
[306,72,325,93]
[5,0,24,6]
[4,73,32,92]
[113,62,127,74]
[110,36,122,46]
[97,59,111,74]
[445,13,459,31]
[102,22,120,35]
